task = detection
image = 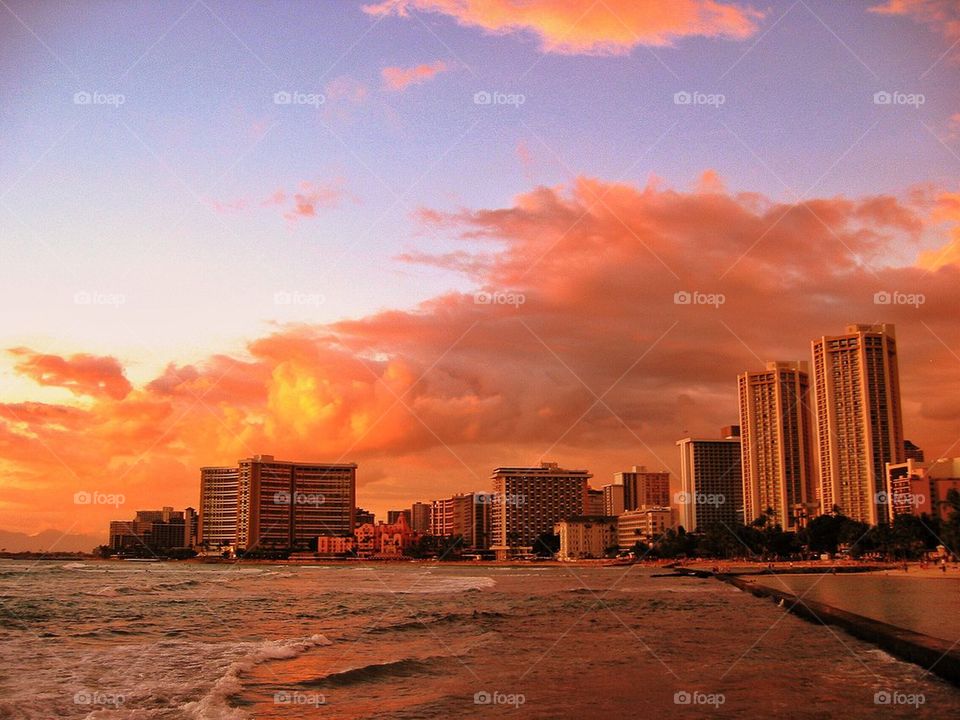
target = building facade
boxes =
[489,462,590,559]
[676,430,744,532]
[199,466,239,548]
[410,502,431,533]
[738,361,817,531]
[109,506,196,552]
[617,507,677,550]
[886,458,960,522]
[614,466,671,511]
[602,483,625,516]
[232,455,356,552]
[554,516,618,560]
[812,324,904,524]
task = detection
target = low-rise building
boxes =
[554,516,618,560]
[617,507,677,551]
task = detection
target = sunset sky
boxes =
[2,0,960,545]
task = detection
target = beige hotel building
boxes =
[738,361,817,531]
[812,324,904,525]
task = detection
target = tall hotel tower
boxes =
[811,324,904,525]
[488,462,590,560]
[198,466,239,549]
[200,456,356,551]
[737,361,817,531]
[676,428,743,532]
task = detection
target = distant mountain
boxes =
[0,528,106,553]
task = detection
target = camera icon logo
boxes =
[874,91,892,105]
[873,290,891,304]
[473,91,492,105]
[474,690,492,704]
[674,690,692,704]
[674,91,692,105]
[73,91,92,105]
[274,91,292,105]
[673,290,692,305]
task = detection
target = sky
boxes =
[1,0,960,546]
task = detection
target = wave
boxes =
[367,610,506,635]
[180,633,332,720]
[301,657,438,688]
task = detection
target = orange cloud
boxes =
[8,349,132,400]
[917,191,960,270]
[381,61,450,91]
[363,0,764,54]
[5,176,960,540]
[869,0,960,38]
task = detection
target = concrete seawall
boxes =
[718,573,960,686]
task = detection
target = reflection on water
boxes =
[754,572,960,642]
[0,561,958,718]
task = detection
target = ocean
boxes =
[1,561,958,718]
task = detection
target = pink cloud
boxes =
[869,0,960,38]
[381,60,450,91]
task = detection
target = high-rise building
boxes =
[904,440,925,462]
[614,465,671,511]
[885,458,960,522]
[738,361,817,531]
[602,483,625,516]
[586,488,604,515]
[676,429,744,531]
[489,462,590,559]
[110,506,195,552]
[232,455,356,552]
[410,502,431,533]
[428,493,490,550]
[199,466,239,548]
[430,496,455,536]
[812,324,904,525]
[355,507,375,527]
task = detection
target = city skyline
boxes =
[2,1,960,545]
